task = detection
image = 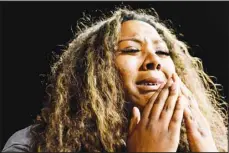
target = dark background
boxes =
[1,1,228,150]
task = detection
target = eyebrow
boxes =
[118,37,165,45]
[153,39,164,45]
[118,37,143,44]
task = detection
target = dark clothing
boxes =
[2,126,34,152]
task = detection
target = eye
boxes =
[120,47,140,53]
[155,50,170,56]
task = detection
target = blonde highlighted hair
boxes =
[31,7,228,152]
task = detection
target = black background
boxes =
[1,1,229,150]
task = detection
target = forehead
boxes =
[120,20,162,41]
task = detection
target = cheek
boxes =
[115,56,139,80]
[162,59,176,78]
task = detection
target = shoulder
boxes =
[2,125,35,152]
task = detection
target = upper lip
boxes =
[136,77,164,85]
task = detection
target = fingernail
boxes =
[170,82,177,91]
[168,78,173,86]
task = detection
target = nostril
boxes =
[156,64,161,70]
[146,63,161,70]
[146,63,154,70]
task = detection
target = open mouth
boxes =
[139,82,158,86]
[136,82,161,91]
[136,77,164,92]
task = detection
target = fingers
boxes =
[169,96,185,135]
[175,74,191,96]
[175,74,204,131]
[176,74,199,109]
[182,98,218,152]
[183,96,210,136]
[141,82,166,123]
[185,96,209,127]
[159,74,180,127]
[128,107,141,136]
[184,106,201,137]
[149,78,173,120]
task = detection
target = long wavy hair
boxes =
[31,7,228,152]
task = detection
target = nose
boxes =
[142,51,162,71]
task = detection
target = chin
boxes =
[140,91,157,104]
[125,86,158,110]
[128,92,156,111]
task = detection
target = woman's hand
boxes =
[127,74,185,152]
[177,74,218,152]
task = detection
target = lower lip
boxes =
[136,83,161,92]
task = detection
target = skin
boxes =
[115,20,218,152]
[179,77,218,152]
[115,20,175,110]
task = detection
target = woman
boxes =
[2,8,228,152]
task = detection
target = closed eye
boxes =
[120,47,140,53]
[155,50,170,56]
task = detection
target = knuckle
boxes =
[161,124,169,132]
[166,133,176,142]
[198,126,210,137]
[198,128,207,137]
[153,99,160,104]
[186,126,199,136]
[190,130,201,138]
[146,122,156,131]
[164,104,172,112]
[172,116,182,123]
[175,103,183,111]
[138,122,146,131]
[149,112,158,119]
[169,90,178,96]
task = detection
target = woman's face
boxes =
[115,20,176,109]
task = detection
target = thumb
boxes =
[128,107,141,136]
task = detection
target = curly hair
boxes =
[31,7,228,152]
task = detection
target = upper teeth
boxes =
[143,83,157,86]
